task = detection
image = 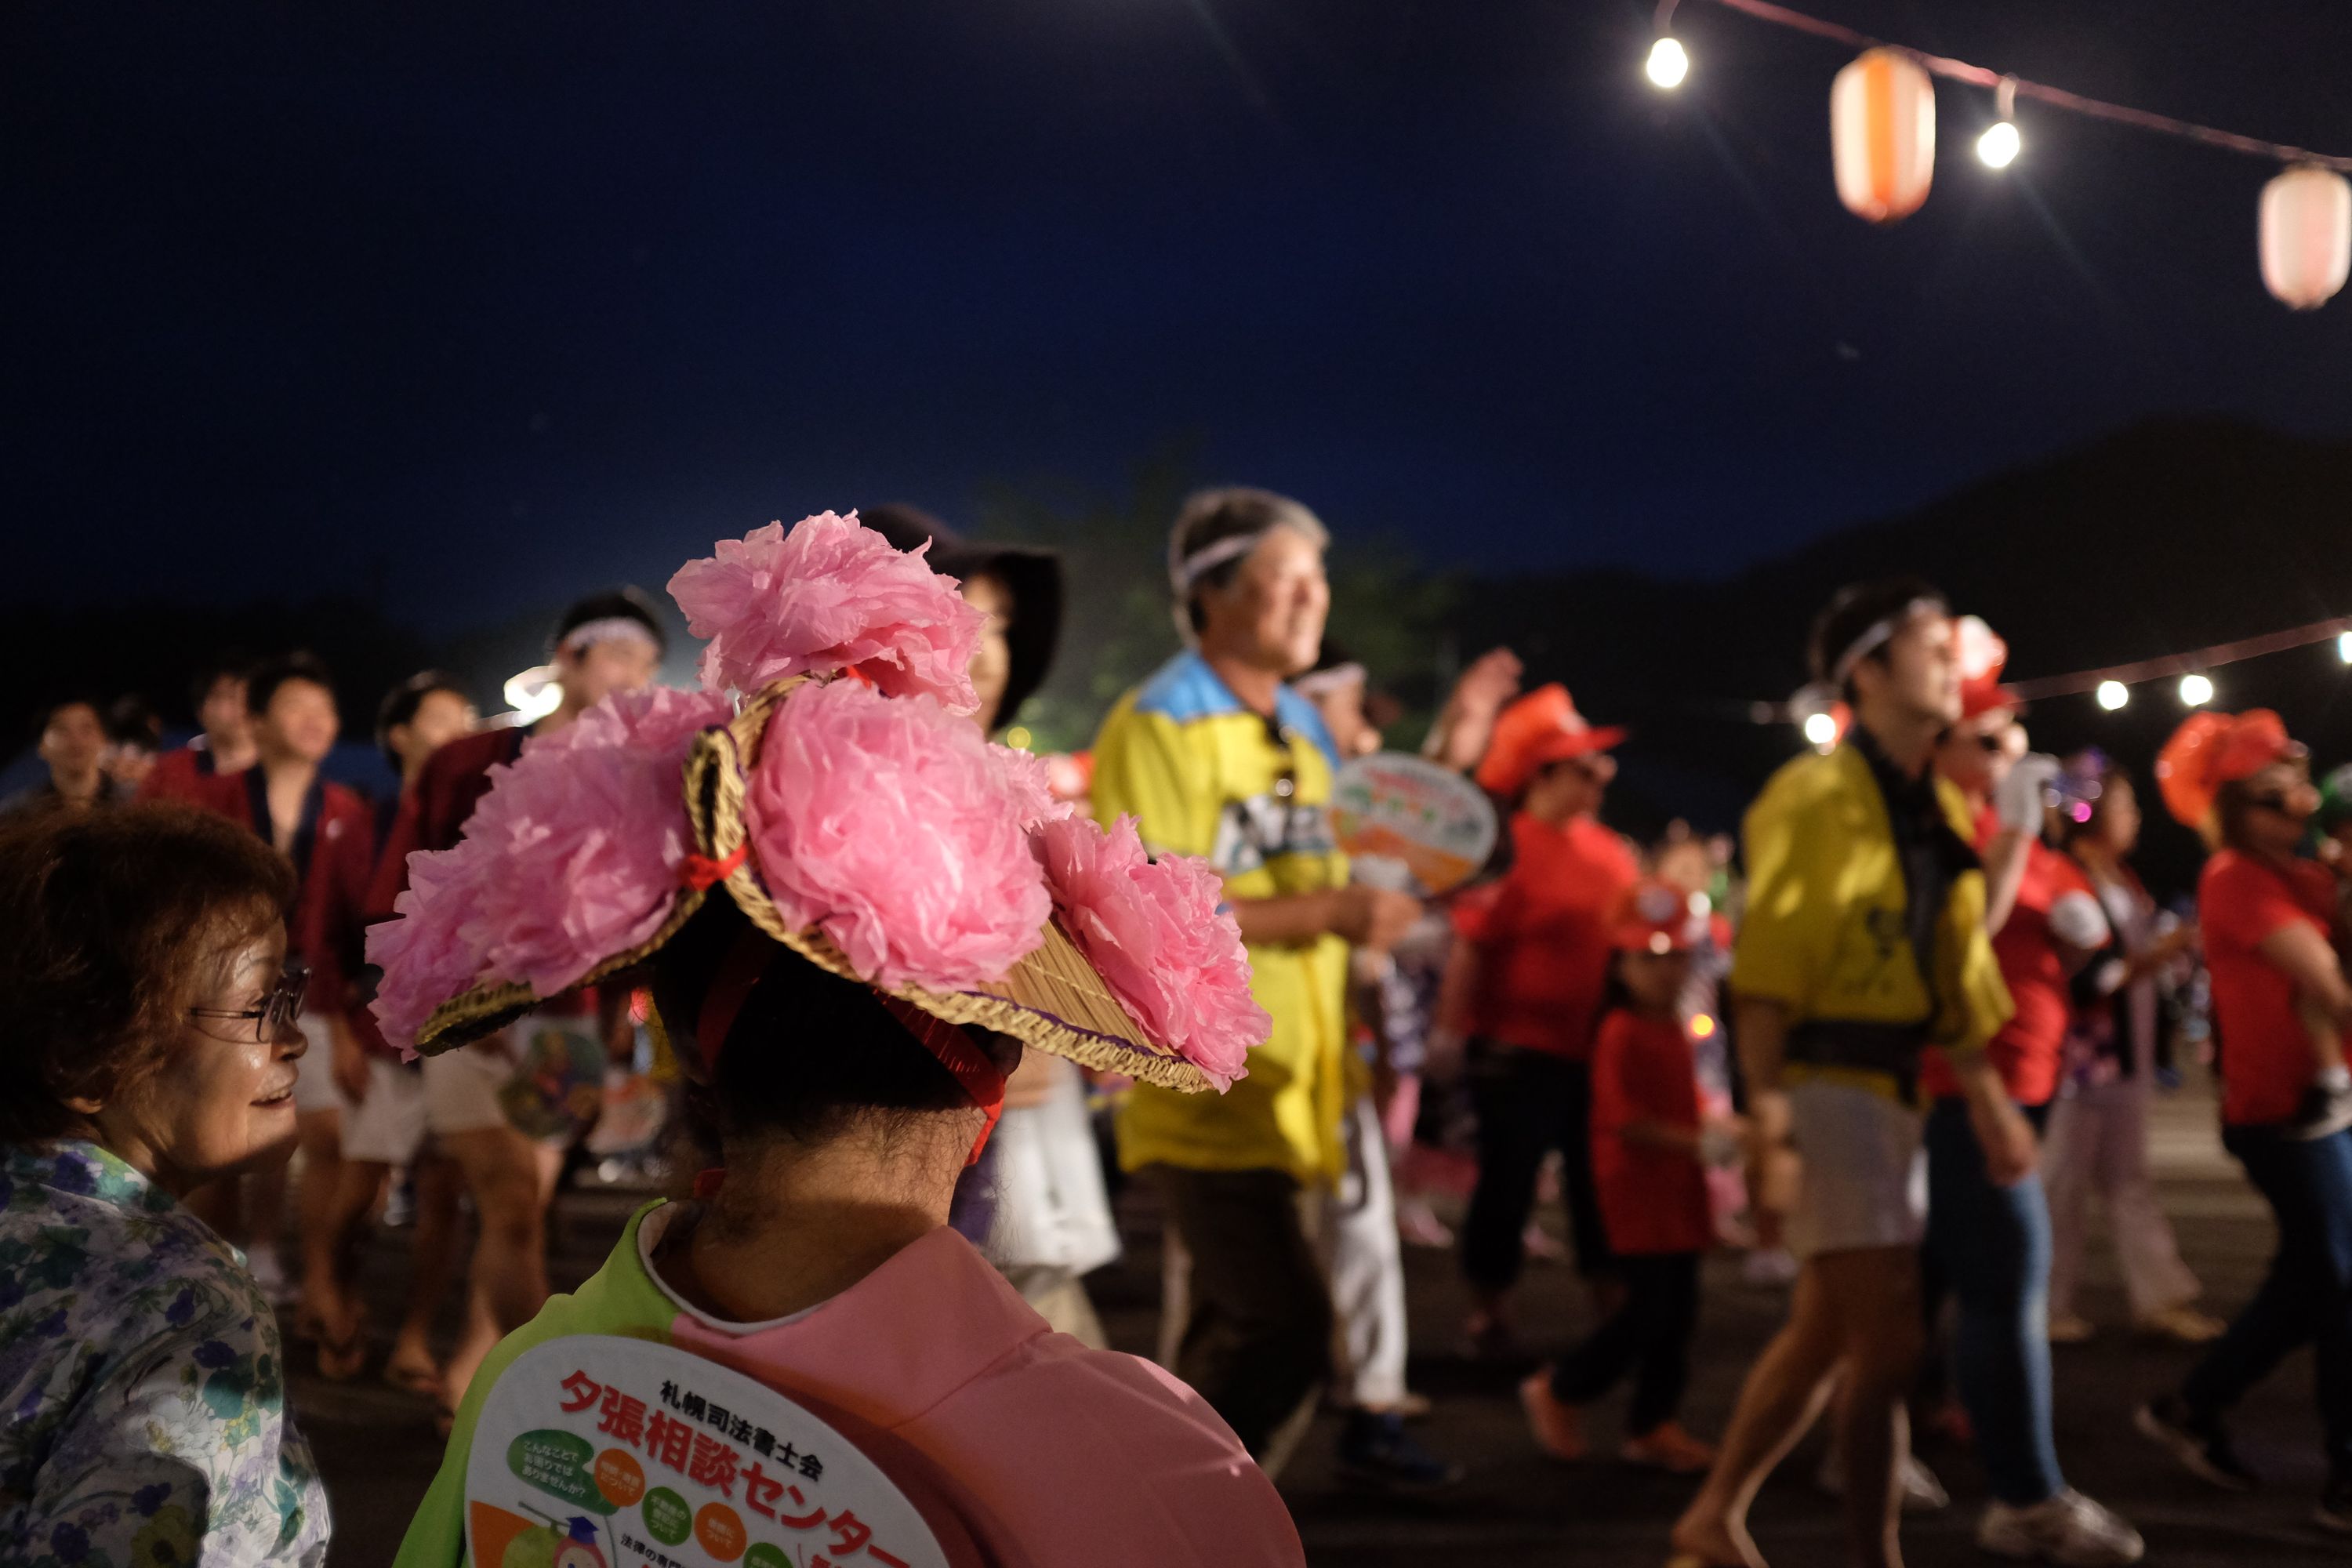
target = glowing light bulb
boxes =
[1802,711,1838,747]
[1646,36,1690,89]
[503,664,564,722]
[1976,120,2021,169]
[2180,673,2215,707]
[1690,1014,1719,1040]
[2338,630,2352,664]
[2094,680,2129,711]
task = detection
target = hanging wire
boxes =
[1657,0,2352,172]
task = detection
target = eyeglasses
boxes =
[189,961,309,1044]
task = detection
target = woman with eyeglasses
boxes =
[0,803,328,1566]
[2141,711,2352,1530]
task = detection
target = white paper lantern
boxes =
[1831,47,1936,225]
[2259,164,2352,310]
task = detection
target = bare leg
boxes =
[389,1154,466,1385]
[1672,1260,1849,1566]
[1831,1250,1926,1568]
[439,1126,552,1405]
[293,1111,361,1374]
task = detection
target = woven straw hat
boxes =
[414,676,1214,1094]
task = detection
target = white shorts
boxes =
[1784,1079,1927,1261]
[290,1014,347,1116]
[339,1044,517,1165]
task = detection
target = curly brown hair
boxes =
[0,803,292,1142]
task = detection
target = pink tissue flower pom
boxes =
[667,512,985,710]
[367,685,734,1053]
[743,679,1054,992]
[1033,815,1267,1091]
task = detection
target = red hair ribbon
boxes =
[681,844,750,891]
[879,995,1007,1167]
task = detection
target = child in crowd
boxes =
[1519,881,1737,1474]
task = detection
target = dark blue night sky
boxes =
[10,0,2352,634]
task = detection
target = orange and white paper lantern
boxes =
[2259,164,2352,310]
[1831,47,1936,225]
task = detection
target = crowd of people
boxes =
[3,492,2351,1568]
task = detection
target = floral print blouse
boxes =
[0,1141,330,1567]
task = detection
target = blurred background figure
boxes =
[2044,752,2216,1345]
[143,653,258,802]
[1444,684,1635,1358]
[3,697,125,815]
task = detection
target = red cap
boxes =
[2154,709,2299,829]
[1956,615,2016,720]
[1474,684,1626,797]
[1613,880,1714,954]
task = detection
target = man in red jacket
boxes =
[179,652,376,1332]
[140,653,259,802]
[365,589,663,1406]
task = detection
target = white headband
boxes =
[557,617,661,659]
[1292,662,1367,699]
[1828,596,1944,688]
[1171,532,1267,594]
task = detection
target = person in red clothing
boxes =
[140,653,258,802]
[1442,683,1638,1354]
[1521,880,1734,1475]
[366,588,663,1408]
[182,652,378,1335]
[2142,710,2352,1529]
[1909,637,2143,1563]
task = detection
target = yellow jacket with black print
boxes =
[1091,652,1351,1185]
[1730,740,2013,1102]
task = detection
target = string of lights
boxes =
[1751,612,2352,741]
[1643,0,2352,306]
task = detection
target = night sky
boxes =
[11,0,2352,634]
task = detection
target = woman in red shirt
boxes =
[1443,685,1638,1355]
[1518,881,1728,1473]
[2140,710,2352,1530]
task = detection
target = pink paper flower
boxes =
[368,685,734,1052]
[667,513,985,710]
[1033,815,1267,1090]
[742,679,1054,991]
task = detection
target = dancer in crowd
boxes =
[1916,661,2143,1563]
[1523,882,1734,1475]
[101,695,164,793]
[143,653,259,801]
[2043,753,2217,1345]
[388,514,1303,1566]
[368,590,664,1405]
[3,697,127,815]
[0,804,328,1565]
[182,653,378,1325]
[2140,710,2352,1530]
[869,503,1122,1343]
[301,670,485,1416]
[372,670,477,842]
[1094,486,1448,1487]
[1445,683,1637,1354]
[1671,579,2027,1568]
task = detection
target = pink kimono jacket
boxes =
[394,1203,1302,1567]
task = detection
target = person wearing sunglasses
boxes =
[1443,684,1637,1363]
[2141,710,2352,1530]
[0,803,328,1566]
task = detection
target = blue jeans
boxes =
[2181,1126,2352,1474]
[1926,1096,2063,1506]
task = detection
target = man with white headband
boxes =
[359,586,665,1420]
[1673,578,2027,1568]
[1094,488,1449,1491]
